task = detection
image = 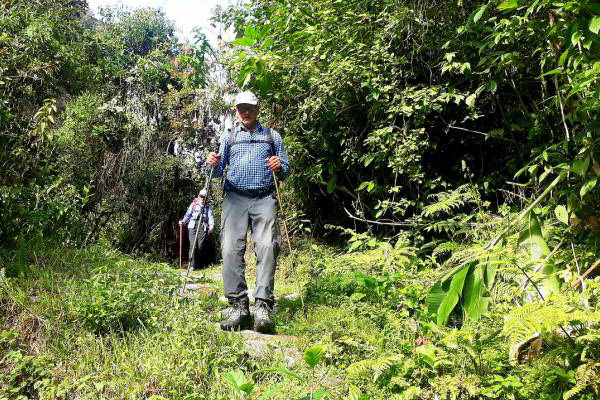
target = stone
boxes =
[178,283,218,298]
[239,330,302,369]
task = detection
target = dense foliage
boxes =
[1,0,600,399]
[216,0,600,235]
[0,0,222,255]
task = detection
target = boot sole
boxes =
[220,317,252,332]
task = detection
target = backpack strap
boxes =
[227,127,236,149]
[227,126,276,156]
[265,128,276,156]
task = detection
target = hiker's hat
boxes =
[234,91,258,106]
[199,189,207,197]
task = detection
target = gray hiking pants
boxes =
[221,191,280,303]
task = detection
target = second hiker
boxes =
[180,189,215,270]
[206,91,290,333]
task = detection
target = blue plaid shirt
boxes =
[209,122,290,190]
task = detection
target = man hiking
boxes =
[179,189,214,269]
[206,91,290,333]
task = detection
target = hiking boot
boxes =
[219,297,251,331]
[254,299,275,334]
[220,305,234,319]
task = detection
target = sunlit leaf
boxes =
[518,215,549,261]
[589,16,600,35]
[497,0,518,11]
[554,205,569,225]
[580,178,598,197]
[231,37,254,47]
[437,264,471,325]
[304,344,326,368]
[572,157,590,176]
[463,264,486,320]
[473,5,486,23]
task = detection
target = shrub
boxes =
[73,261,178,334]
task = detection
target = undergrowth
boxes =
[1,235,600,399]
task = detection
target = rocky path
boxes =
[176,267,305,367]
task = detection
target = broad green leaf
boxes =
[558,48,569,66]
[426,280,446,317]
[572,157,590,176]
[463,264,486,320]
[580,177,598,197]
[244,24,257,40]
[304,344,326,368]
[257,383,283,400]
[437,264,471,325]
[541,264,560,295]
[514,164,530,179]
[225,369,247,390]
[554,205,569,225]
[518,215,550,261]
[466,93,477,108]
[590,16,600,35]
[571,31,582,46]
[541,68,562,77]
[358,181,370,191]
[312,388,327,399]
[239,383,255,394]
[242,71,253,88]
[497,0,518,11]
[327,178,336,194]
[426,262,471,318]
[231,37,254,47]
[473,5,486,23]
[415,344,436,367]
[484,256,499,287]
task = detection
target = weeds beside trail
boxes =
[2,241,600,399]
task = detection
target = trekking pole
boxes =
[271,171,305,312]
[179,222,183,269]
[181,139,219,294]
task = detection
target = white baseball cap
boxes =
[199,189,207,197]
[234,91,258,106]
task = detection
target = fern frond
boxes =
[563,362,600,400]
[347,354,404,383]
[433,241,464,257]
[425,218,463,234]
[422,184,476,217]
[503,294,600,347]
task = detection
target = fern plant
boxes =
[563,362,600,400]
[503,293,600,349]
[422,184,478,218]
[347,354,407,384]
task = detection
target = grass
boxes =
[2,239,600,399]
[0,243,349,399]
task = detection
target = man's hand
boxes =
[206,152,221,167]
[208,228,214,235]
[178,220,183,226]
[266,156,281,172]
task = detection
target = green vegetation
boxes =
[2,0,600,398]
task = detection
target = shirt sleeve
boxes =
[182,203,194,225]
[205,130,230,178]
[208,205,214,230]
[272,130,290,180]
